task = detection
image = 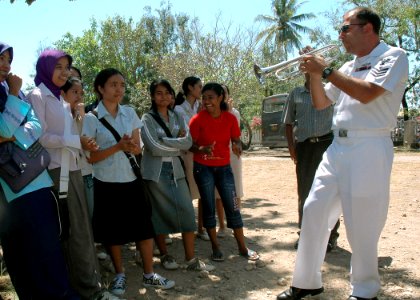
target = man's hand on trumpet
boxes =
[299,55,328,78]
[299,52,329,78]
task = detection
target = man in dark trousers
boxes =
[283,68,339,252]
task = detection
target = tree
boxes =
[312,0,419,112]
[254,0,315,60]
[350,0,419,109]
[53,2,266,121]
[13,0,74,4]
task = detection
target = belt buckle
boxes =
[338,129,348,137]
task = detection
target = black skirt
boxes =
[92,178,154,245]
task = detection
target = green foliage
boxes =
[33,0,419,119]
[254,0,315,60]
[17,0,75,4]
[313,0,419,109]
[253,0,317,100]
[54,3,267,121]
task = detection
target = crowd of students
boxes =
[0,43,257,299]
[0,6,410,300]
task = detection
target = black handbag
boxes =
[0,141,51,193]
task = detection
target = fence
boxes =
[250,119,420,149]
[251,129,262,145]
[400,119,420,148]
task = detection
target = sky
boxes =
[1,0,337,87]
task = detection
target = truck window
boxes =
[261,94,288,148]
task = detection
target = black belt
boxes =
[305,132,334,143]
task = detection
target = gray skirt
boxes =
[146,162,196,234]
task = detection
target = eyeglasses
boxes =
[338,23,366,34]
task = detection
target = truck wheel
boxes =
[240,117,252,150]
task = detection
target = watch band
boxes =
[322,67,333,79]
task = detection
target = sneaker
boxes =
[153,247,161,256]
[186,258,216,271]
[165,236,173,245]
[327,238,337,252]
[161,254,179,270]
[217,228,227,238]
[134,250,142,265]
[143,273,175,290]
[197,231,210,241]
[94,290,125,300]
[110,275,126,296]
[97,251,108,260]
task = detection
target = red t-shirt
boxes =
[189,110,241,166]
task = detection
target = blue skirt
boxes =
[146,162,196,234]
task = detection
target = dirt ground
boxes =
[1,147,419,300]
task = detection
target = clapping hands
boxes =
[119,134,139,154]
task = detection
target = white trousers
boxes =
[292,136,393,298]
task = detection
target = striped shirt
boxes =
[283,85,333,143]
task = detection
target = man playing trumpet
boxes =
[277,6,408,300]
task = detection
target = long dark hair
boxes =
[93,68,124,100]
[149,79,175,113]
[174,76,201,106]
[202,82,227,111]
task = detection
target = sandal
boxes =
[240,248,260,261]
[210,249,225,262]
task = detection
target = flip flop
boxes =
[240,248,260,261]
[211,249,225,262]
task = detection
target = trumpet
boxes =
[253,44,341,84]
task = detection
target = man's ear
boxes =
[364,22,373,34]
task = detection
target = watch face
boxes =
[323,67,333,79]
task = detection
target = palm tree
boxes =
[255,0,315,59]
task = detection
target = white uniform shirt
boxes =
[75,116,93,177]
[27,83,81,171]
[174,99,201,125]
[325,41,409,131]
[82,102,142,183]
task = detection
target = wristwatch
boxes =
[322,67,334,79]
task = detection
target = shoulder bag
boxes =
[147,111,188,179]
[0,140,51,193]
[91,111,142,179]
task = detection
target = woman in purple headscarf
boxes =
[27,50,119,300]
[0,42,79,299]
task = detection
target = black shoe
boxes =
[277,286,324,300]
[294,238,299,250]
[348,296,378,300]
[326,238,337,252]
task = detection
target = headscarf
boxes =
[34,49,72,99]
[0,42,13,112]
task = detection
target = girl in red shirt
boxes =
[189,82,259,262]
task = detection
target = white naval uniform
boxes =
[291,41,409,298]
